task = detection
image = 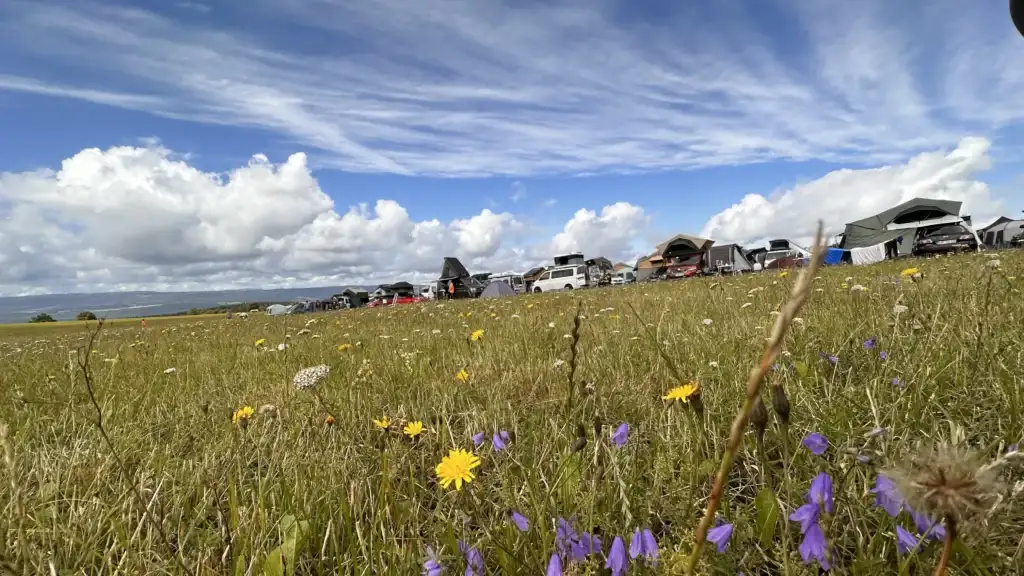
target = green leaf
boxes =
[279,514,308,576]
[262,548,284,576]
[793,361,808,378]
[754,487,779,547]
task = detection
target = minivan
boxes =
[611,270,635,285]
[531,265,589,292]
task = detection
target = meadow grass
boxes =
[1,251,1022,575]
[0,314,225,338]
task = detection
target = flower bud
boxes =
[770,384,790,424]
[750,395,768,441]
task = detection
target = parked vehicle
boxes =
[488,273,526,294]
[664,253,706,279]
[368,295,425,308]
[531,265,589,292]
[611,270,636,285]
[912,224,978,256]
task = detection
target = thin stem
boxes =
[685,222,827,574]
[933,516,956,576]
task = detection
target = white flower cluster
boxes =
[293,364,330,390]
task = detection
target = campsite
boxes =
[1,242,1022,575]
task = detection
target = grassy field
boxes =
[1,251,1022,575]
[0,313,226,337]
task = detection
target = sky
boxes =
[0,0,1022,296]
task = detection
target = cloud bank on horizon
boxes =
[0,0,1019,294]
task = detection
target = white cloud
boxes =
[542,198,557,208]
[510,181,526,202]
[0,0,1020,176]
[700,137,1004,247]
[549,202,649,263]
[0,144,646,295]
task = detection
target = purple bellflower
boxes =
[802,432,828,456]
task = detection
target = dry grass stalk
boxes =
[685,221,828,574]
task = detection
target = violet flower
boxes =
[471,432,485,447]
[555,517,578,556]
[879,351,888,360]
[863,337,876,350]
[892,377,904,388]
[492,430,510,451]
[570,532,601,562]
[509,510,529,532]
[605,536,627,576]
[546,553,562,576]
[789,502,819,534]
[895,526,919,556]
[611,423,629,448]
[628,527,658,565]
[870,474,904,517]
[908,507,946,541]
[707,522,734,553]
[798,523,831,570]
[423,546,443,576]
[802,432,828,456]
[809,472,834,513]
[457,541,483,576]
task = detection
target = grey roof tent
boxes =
[480,281,516,298]
[706,243,754,273]
[437,257,483,298]
[840,198,964,252]
[439,257,471,281]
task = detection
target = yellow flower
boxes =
[470,329,485,341]
[900,267,920,277]
[403,421,425,438]
[841,283,849,289]
[232,406,255,426]
[465,312,473,317]
[455,369,470,383]
[435,448,481,490]
[663,383,700,402]
[372,416,390,430]
[527,304,535,309]
[255,338,266,347]
[337,343,353,352]
[325,415,336,426]
[778,271,789,278]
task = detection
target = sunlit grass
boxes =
[1,251,1022,574]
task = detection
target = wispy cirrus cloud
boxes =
[0,0,1022,177]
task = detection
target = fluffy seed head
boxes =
[294,364,330,390]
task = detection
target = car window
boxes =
[539,272,551,280]
[929,225,966,236]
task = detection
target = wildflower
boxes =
[702,318,713,326]
[908,506,946,541]
[895,526,919,556]
[707,521,734,553]
[435,449,481,490]
[163,367,176,374]
[611,423,629,448]
[798,523,831,570]
[458,541,484,576]
[509,510,529,532]
[492,430,510,451]
[553,359,566,368]
[809,472,835,513]
[662,382,699,402]
[1008,444,1019,454]
[892,377,905,388]
[293,365,330,390]
[373,416,390,430]
[879,351,888,360]
[337,343,352,352]
[893,304,909,315]
[546,553,562,576]
[555,517,579,556]
[900,267,920,277]
[871,473,905,517]
[470,329,484,341]
[455,369,470,383]
[325,415,335,426]
[863,337,876,350]
[605,536,627,576]
[423,547,443,576]
[802,432,828,456]
[629,527,659,564]
[986,259,1001,269]
[570,532,601,562]
[232,406,255,427]
[255,338,266,347]
[789,502,819,534]
[779,271,789,278]
[868,427,887,438]
[471,432,485,447]
[404,421,425,438]
[277,343,287,351]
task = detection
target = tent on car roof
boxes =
[839,198,970,255]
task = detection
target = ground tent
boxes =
[266,304,290,316]
[823,248,852,266]
[705,243,753,273]
[480,281,516,298]
[840,198,969,255]
[981,219,1024,248]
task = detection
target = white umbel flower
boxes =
[294,364,330,390]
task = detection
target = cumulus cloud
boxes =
[0,0,1021,176]
[700,137,1004,247]
[0,144,649,295]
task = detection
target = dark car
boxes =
[912,224,977,256]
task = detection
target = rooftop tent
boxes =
[554,253,585,266]
[480,281,516,298]
[706,243,753,273]
[439,257,471,281]
[656,233,715,258]
[841,198,964,251]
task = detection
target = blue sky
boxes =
[0,0,1022,294]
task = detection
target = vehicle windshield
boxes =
[927,225,967,236]
[669,254,702,266]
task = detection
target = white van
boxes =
[531,265,589,292]
[489,273,526,294]
[611,270,635,285]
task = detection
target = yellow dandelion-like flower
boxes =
[778,271,789,278]
[470,329,485,341]
[255,338,266,347]
[373,416,390,430]
[901,267,920,277]
[325,415,336,426]
[663,382,700,402]
[435,448,481,490]
[527,303,535,309]
[455,369,470,383]
[404,421,425,438]
[337,343,353,352]
[465,312,473,317]
[232,406,255,426]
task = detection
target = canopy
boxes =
[841,198,962,249]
